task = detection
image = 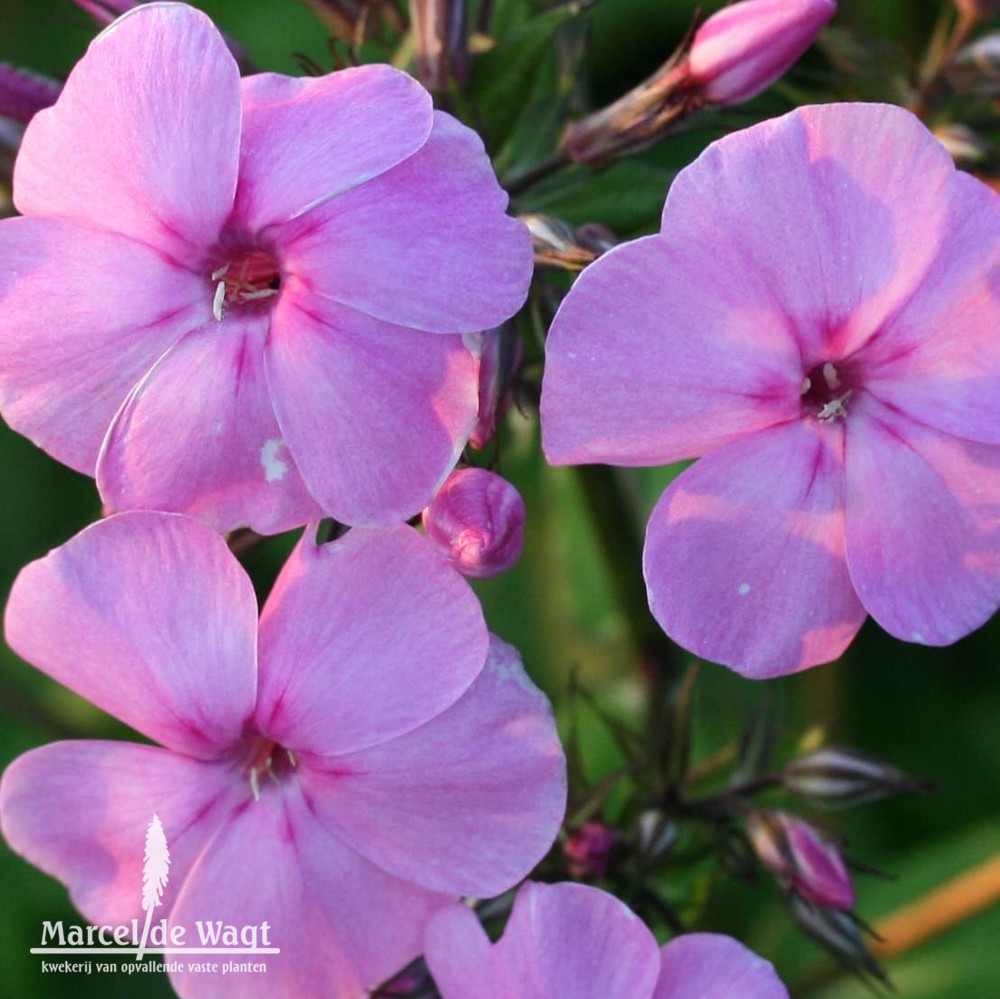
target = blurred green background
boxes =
[1,1,998,997]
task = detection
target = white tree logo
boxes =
[136,814,170,961]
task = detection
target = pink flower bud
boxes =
[564,821,618,879]
[955,0,1000,19]
[747,811,856,910]
[0,63,60,124]
[470,326,522,451]
[422,468,526,578]
[689,0,836,105]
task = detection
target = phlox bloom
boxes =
[542,103,1000,677]
[425,881,789,999]
[0,514,566,998]
[0,2,532,532]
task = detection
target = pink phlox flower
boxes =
[542,103,1000,677]
[425,881,789,999]
[0,513,566,998]
[0,2,532,532]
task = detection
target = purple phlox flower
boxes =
[0,2,532,533]
[422,466,526,578]
[688,0,836,106]
[425,881,789,999]
[543,103,1000,677]
[0,513,566,998]
[747,811,856,910]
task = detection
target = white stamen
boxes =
[817,390,852,422]
[211,264,230,281]
[240,288,280,302]
[286,749,298,768]
[800,377,812,396]
[249,767,261,802]
[822,362,841,391]
[212,280,226,322]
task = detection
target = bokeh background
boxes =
[1,1,998,997]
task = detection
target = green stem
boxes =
[572,464,687,772]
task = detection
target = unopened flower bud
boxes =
[783,745,931,809]
[689,0,836,105]
[563,821,618,879]
[788,895,888,984]
[933,122,997,166]
[470,326,522,451]
[955,0,1000,20]
[562,0,833,166]
[0,64,60,124]
[522,213,599,270]
[635,808,678,862]
[411,0,471,90]
[747,810,855,910]
[950,33,1000,95]
[422,468,525,578]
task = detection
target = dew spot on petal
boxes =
[738,582,752,596]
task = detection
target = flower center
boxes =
[800,362,853,423]
[241,736,298,801]
[209,247,281,321]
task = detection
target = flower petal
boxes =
[660,103,956,363]
[255,526,488,758]
[0,217,206,474]
[265,287,478,526]
[279,111,532,333]
[644,420,866,678]
[0,741,240,927]
[424,905,502,999]
[857,172,1000,445]
[541,235,802,466]
[653,934,788,999]
[97,316,323,535]
[4,512,258,756]
[14,3,240,256]
[845,394,1000,645]
[301,637,566,897]
[235,65,433,230]
[496,883,661,999]
[166,781,451,999]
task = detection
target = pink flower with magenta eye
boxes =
[425,881,789,999]
[0,2,532,532]
[0,514,566,999]
[543,103,1000,677]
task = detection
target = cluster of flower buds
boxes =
[562,0,835,166]
[422,467,526,578]
[788,895,888,985]
[782,745,932,809]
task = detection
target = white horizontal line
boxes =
[31,948,280,955]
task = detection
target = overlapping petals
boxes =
[1,514,566,998]
[0,2,532,531]
[424,881,788,999]
[543,102,1000,675]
